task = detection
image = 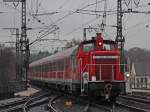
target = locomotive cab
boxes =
[78,33,125,100]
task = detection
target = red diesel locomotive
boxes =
[29,33,126,100]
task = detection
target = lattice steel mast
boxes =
[15,28,21,80]
[3,0,29,89]
[20,0,29,89]
[116,0,125,72]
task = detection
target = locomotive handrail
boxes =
[81,63,127,82]
[81,64,127,74]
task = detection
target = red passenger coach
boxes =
[29,33,126,101]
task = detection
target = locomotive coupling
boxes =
[104,83,112,100]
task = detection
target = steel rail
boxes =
[0,98,29,112]
[116,101,150,112]
[119,95,150,104]
[117,95,150,112]
[23,93,50,112]
[48,95,62,112]
[90,103,112,112]
[0,98,27,110]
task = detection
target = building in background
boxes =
[130,62,150,90]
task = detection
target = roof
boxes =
[30,46,78,67]
[133,61,150,76]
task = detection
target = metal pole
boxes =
[116,0,125,73]
[20,0,28,89]
[83,28,86,41]
[16,28,20,80]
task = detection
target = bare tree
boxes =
[0,47,16,99]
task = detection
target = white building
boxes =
[130,62,150,90]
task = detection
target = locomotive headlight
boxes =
[125,72,130,77]
[126,73,130,77]
[98,42,102,46]
[92,76,96,81]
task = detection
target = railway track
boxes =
[0,98,29,112]
[3,91,147,112]
[47,95,112,112]
[83,94,150,112]
[119,95,150,104]
[116,95,150,112]
[88,103,112,112]
[48,95,62,112]
[23,92,50,112]
[0,91,50,112]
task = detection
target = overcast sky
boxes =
[0,0,150,53]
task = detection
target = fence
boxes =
[130,75,150,90]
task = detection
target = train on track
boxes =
[29,33,127,101]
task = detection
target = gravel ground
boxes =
[25,96,150,112]
[54,97,111,112]
[113,105,136,112]
[54,97,86,112]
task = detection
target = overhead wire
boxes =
[56,0,70,10]
[31,0,149,51]
[1,0,106,45]
[31,0,106,45]
[100,0,107,32]
[37,0,105,32]
[65,0,148,41]
[95,0,98,17]
[63,6,117,38]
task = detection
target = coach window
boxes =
[45,64,48,72]
[53,62,55,71]
[39,65,41,72]
[34,66,36,72]
[57,60,60,71]
[39,65,43,72]
[47,63,50,72]
[56,62,58,71]
[57,61,59,70]
[45,64,47,72]
[57,61,60,71]
[56,61,58,71]
[61,60,64,71]
[58,60,63,71]
[33,67,35,72]
[42,65,44,72]
[47,64,49,71]
[49,63,52,71]
[36,66,38,72]
[35,66,37,72]
[51,63,53,71]
[51,62,53,71]
[43,64,45,72]
[44,64,47,72]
